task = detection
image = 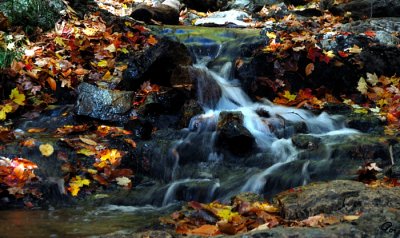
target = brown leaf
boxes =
[27,128,47,133]
[305,63,314,76]
[79,135,98,146]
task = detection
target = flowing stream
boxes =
[0,27,361,237]
[158,27,359,205]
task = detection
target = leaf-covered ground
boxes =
[0,0,400,236]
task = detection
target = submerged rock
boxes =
[74,82,135,122]
[216,111,255,156]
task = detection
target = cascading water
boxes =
[159,30,359,205]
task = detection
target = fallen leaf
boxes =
[115,176,131,186]
[305,63,314,76]
[79,136,98,146]
[343,215,360,221]
[189,224,220,236]
[27,128,47,133]
[39,143,54,157]
[9,88,25,106]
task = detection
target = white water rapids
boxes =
[161,44,359,204]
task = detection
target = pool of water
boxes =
[0,204,177,237]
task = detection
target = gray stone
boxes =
[275,180,400,220]
[74,82,135,121]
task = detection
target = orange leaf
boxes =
[28,128,47,133]
[305,63,314,76]
[189,225,221,236]
[147,35,158,45]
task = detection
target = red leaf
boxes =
[364,30,376,37]
[338,51,349,58]
[307,47,321,62]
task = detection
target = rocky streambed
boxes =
[0,24,399,237]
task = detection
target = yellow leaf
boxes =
[283,90,297,101]
[68,176,90,196]
[120,48,129,54]
[0,104,13,120]
[87,169,98,174]
[357,77,368,95]
[102,71,112,81]
[323,50,335,58]
[347,45,362,54]
[77,148,96,157]
[354,108,369,114]
[9,88,25,106]
[54,36,66,47]
[253,201,280,213]
[343,215,360,221]
[104,44,116,53]
[98,60,108,67]
[266,31,276,39]
[39,143,54,157]
[377,98,388,108]
[82,27,98,36]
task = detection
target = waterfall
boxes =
[161,32,359,204]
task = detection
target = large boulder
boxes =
[120,37,192,91]
[181,0,230,12]
[130,0,180,25]
[74,82,135,121]
[236,180,400,238]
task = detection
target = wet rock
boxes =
[137,87,186,116]
[283,0,307,6]
[231,192,263,205]
[167,179,220,204]
[194,10,251,27]
[179,99,204,128]
[130,0,180,25]
[340,18,400,46]
[132,231,173,238]
[230,0,281,12]
[170,65,194,89]
[291,134,321,150]
[360,45,400,77]
[323,102,353,115]
[74,82,135,122]
[332,0,400,19]
[124,119,154,140]
[345,112,385,134]
[215,111,255,156]
[182,0,230,12]
[120,37,192,91]
[274,180,400,238]
[190,67,222,109]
